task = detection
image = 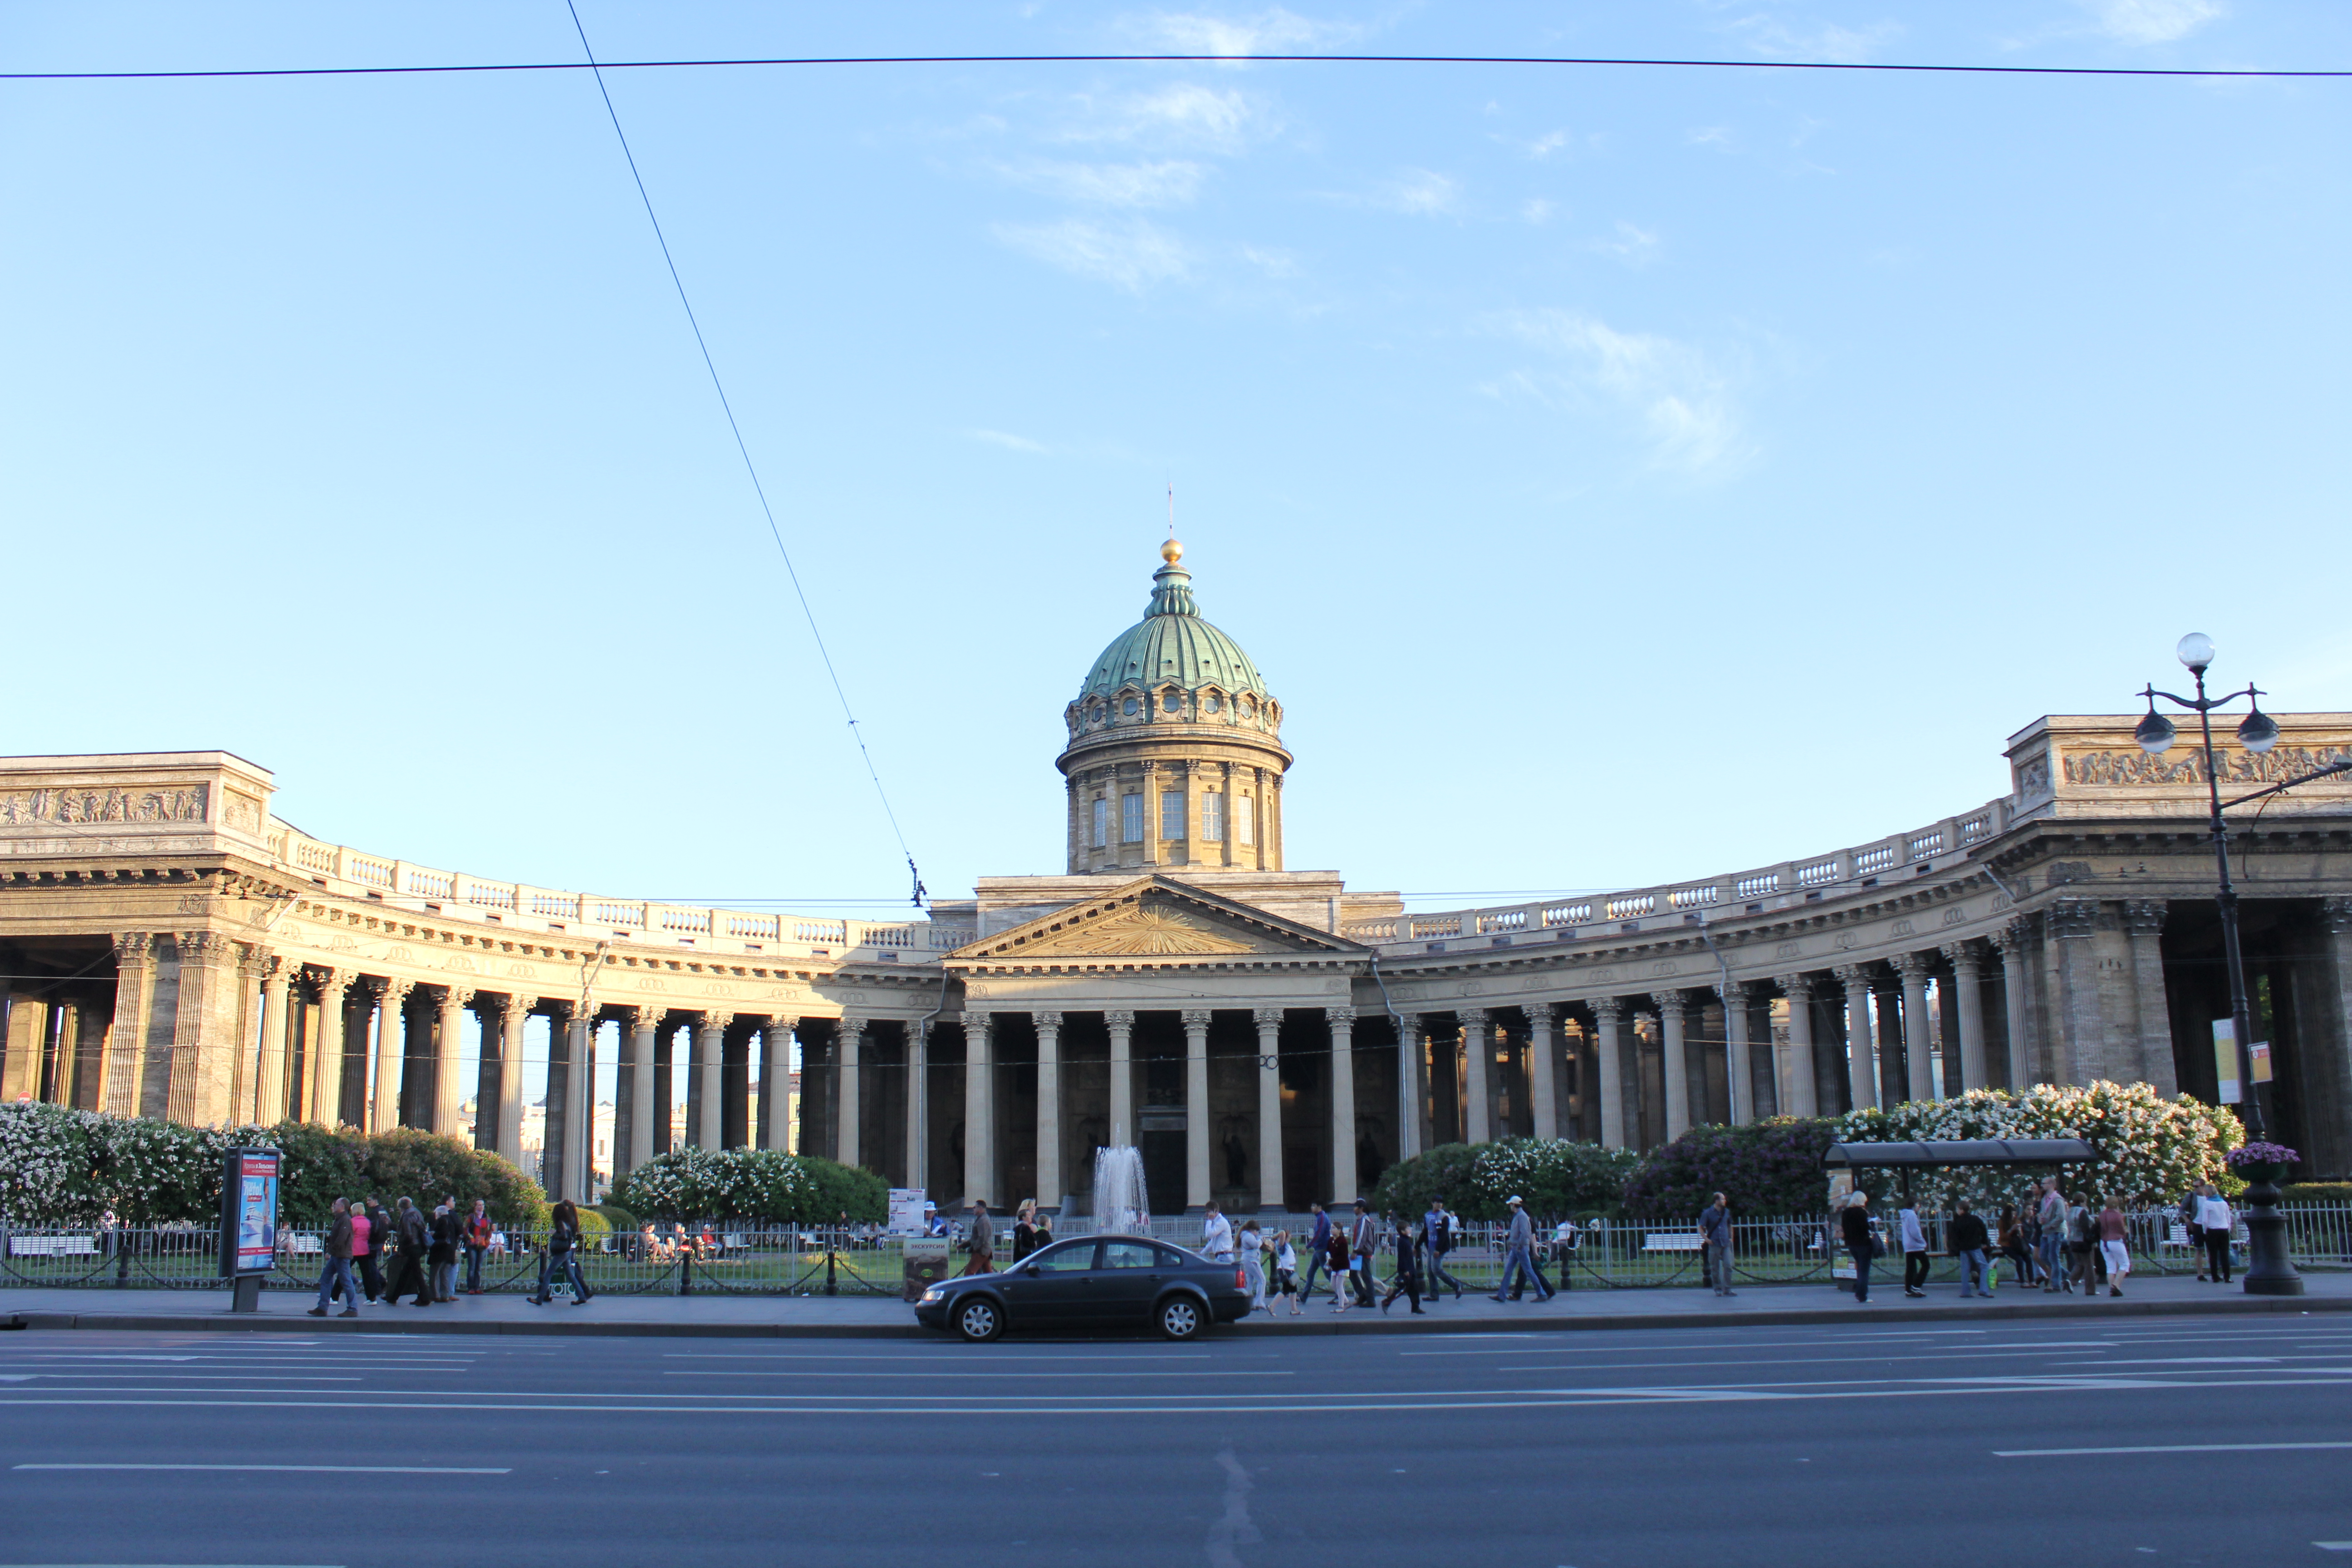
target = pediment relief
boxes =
[959,881,1354,962]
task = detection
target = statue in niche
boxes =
[1223,1129,1247,1189]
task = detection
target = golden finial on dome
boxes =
[1161,535,1183,564]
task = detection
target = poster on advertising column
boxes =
[2213,1019,2240,1103]
[887,1188,926,1236]
[218,1148,280,1277]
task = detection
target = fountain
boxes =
[1092,1145,1150,1236]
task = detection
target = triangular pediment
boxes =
[954,877,1358,962]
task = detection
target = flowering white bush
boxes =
[0,1102,275,1226]
[608,1147,884,1224]
[1836,1081,2244,1209]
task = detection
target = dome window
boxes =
[1239,695,1258,719]
[1161,691,1183,714]
[1122,696,1139,717]
[1202,693,1222,715]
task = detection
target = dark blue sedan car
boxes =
[913,1235,1252,1341]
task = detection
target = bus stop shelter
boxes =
[1822,1138,2097,1204]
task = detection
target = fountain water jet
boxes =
[1092,1145,1149,1235]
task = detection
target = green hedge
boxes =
[607,1147,886,1225]
[1620,1117,1842,1220]
[1368,1138,1639,1223]
[0,1102,545,1229]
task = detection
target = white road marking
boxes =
[14,1463,510,1473]
[662,1369,1292,1379]
[1994,1442,2352,1457]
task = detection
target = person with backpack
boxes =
[1840,1192,1876,1303]
[306,1197,361,1319]
[2065,1195,2101,1296]
[1424,1197,1467,1300]
[1269,1229,1303,1316]
[426,1199,461,1303]
[461,1199,495,1294]
[1324,1212,1353,1312]
[1379,1216,1426,1315]
[383,1197,433,1308]
[529,1198,593,1305]
[1347,1200,1380,1308]
[1299,1202,1333,1300]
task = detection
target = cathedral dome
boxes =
[1076,539,1268,703]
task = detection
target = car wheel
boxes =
[1157,1294,1203,1341]
[955,1297,1004,1343]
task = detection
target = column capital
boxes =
[442,984,477,1009]
[506,992,540,1016]
[1649,990,1688,1019]
[1252,1007,1284,1029]
[1991,917,2032,957]
[1589,995,1626,1023]
[1831,964,1872,989]
[2046,898,2099,941]
[701,1009,735,1032]
[1105,1009,1134,1029]
[1325,1004,1357,1027]
[2122,898,2168,936]
[1458,1006,1489,1028]
[770,1014,799,1034]
[178,929,227,961]
[1775,973,1813,1001]
[1715,979,1753,1005]
[837,1013,865,1038]
[1891,951,1934,981]
[627,1004,662,1029]
[111,931,153,964]
[1033,1010,1063,1031]
[1939,941,1981,974]
[1180,1009,1213,1030]
[2322,897,2352,935]
[378,975,416,1006]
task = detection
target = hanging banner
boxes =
[2250,1040,2273,1085]
[2213,1019,2240,1103]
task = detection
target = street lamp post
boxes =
[2135,633,2352,1297]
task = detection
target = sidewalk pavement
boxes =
[6,1270,2347,1340]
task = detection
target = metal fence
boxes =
[5,1204,2347,1297]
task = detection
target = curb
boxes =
[8,1290,2345,1341]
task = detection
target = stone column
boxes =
[1525,1004,1561,1143]
[1267,774,1284,870]
[1141,760,1161,867]
[1395,1012,1424,1159]
[1327,1006,1357,1204]
[434,985,473,1136]
[1106,1009,1134,1146]
[570,1005,599,1200]
[1776,975,1818,1117]
[309,970,350,1125]
[1941,943,1987,1093]
[363,979,407,1133]
[2047,898,2104,1083]
[1894,953,1935,1102]
[102,933,154,1117]
[963,1014,995,1205]
[1652,991,1691,1140]
[1716,984,1752,1126]
[764,1016,798,1154]
[496,995,533,1160]
[1593,997,1628,1149]
[541,1000,576,1201]
[2123,900,2177,1095]
[696,1012,730,1149]
[626,1006,659,1173]
[2317,899,2352,1176]
[169,931,238,1127]
[905,1018,928,1190]
[1994,921,2032,1091]
[1179,760,1200,866]
[1182,1009,1212,1211]
[1034,1010,1063,1210]
[835,1014,863,1168]
[1252,1007,1284,1212]
[254,954,291,1126]
[1834,965,1876,1112]
[1460,1008,1492,1145]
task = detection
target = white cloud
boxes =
[1056,83,1261,155]
[1587,220,1660,265]
[1527,130,1571,159]
[1132,7,1355,57]
[1520,197,1558,225]
[1237,244,1301,278]
[1722,14,1902,63]
[991,159,1206,208]
[2079,0,2226,44]
[967,429,1048,454]
[1490,309,1748,475]
[1687,125,1736,149]
[992,218,1192,292]
[1364,168,1460,216]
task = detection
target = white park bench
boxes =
[285,1234,323,1256]
[9,1236,98,1257]
[1642,1231,1705,1253]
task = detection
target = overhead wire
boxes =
[557,0,926,911]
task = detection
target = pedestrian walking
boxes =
[427,1199,460,1302]
[382,1197,433,1307]
[2065,1195,2100,1295]
[529,1198,593,1305]
[2181,1189,2209,1281]
[2098,1197,2132,1296]
[348,1199,382,1302]
[1699,1192,1736,1297]
[2197,1184,2235,1284]
[1949,1198,1991,1297]
[1996,1204,2036,1292]
[1270,1230,1303,1316]
[1238,1219,1267,1313]
[1325,1211,1353,1311]
[961,1200,995,1276]
[1425,1197,1467,1299]
[1011,1200,1040,1263]
[1300,1202,1333,1299]
[1841,1192,1875,1303]
[2037,1178,2068,1293]
[1898,1195,1930,1298]
[1380,1217,1427,1314]
[1348,1200,1379,1307]
[305,1197,361,1319]
[1202,1200,1235,1264]
[462,1199,493,1294]
[1491,1195,1554,1302]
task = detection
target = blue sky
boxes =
[6,2,2348,917]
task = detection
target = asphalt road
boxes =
[1,1313,2347,1567]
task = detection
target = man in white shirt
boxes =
[2037,1179,2068,1294]
[2195,1184,2235,1284]
[1201,1200,1234,1263]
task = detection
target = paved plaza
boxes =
[3,1311,2350,1566]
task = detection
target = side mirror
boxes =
[1023,1265,1041,1277]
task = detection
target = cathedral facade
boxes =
[6,541,2352,1210]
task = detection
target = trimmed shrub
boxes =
[587,1204,637,1233]
[2283,1182,2352,1203]
[608,1148,885,1225]
[1621,1117,1842,1220]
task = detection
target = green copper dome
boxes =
[1078,541,1268,701]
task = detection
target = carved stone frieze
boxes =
[0,784,207,826]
